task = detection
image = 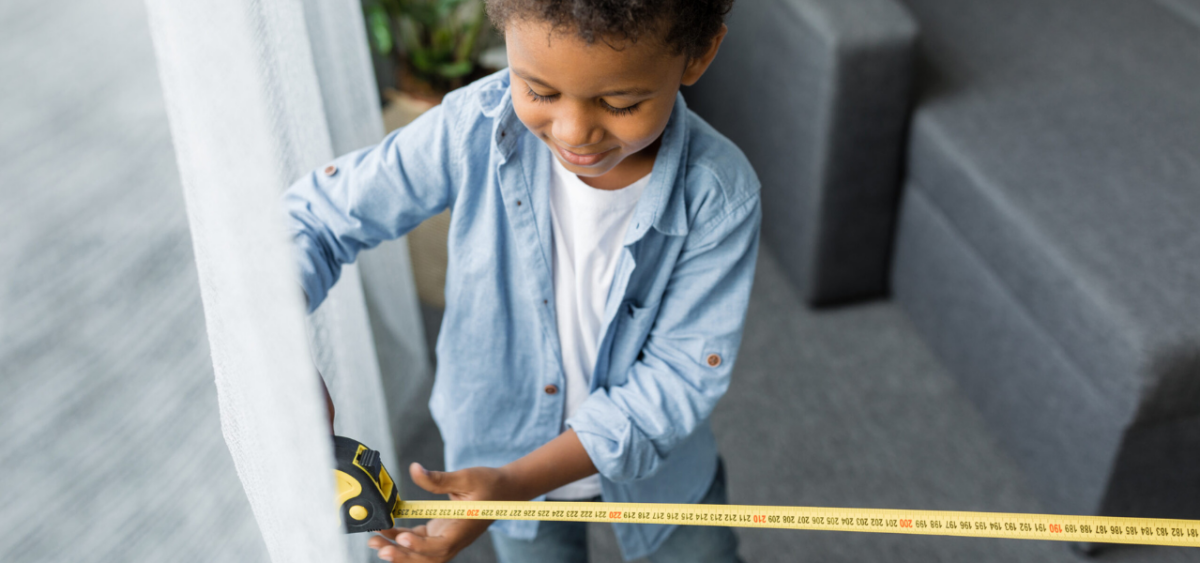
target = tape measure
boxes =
[397,501,1200,547]
[334,436,1200,547]
[334,436,402,533]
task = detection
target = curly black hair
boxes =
[485,0,735,59]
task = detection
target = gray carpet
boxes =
[4,0,1199,562]
[406,249,1200,563]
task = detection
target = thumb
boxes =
[410,462,455,495]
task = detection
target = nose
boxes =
[551,109,602,149]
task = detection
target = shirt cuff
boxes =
[566,390,662,483]
[293,235,329,313]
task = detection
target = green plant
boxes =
[365,0,486,93]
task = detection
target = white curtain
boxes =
[300,0,434,460]
[144,0,427,561]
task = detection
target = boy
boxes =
[284,1,758,561]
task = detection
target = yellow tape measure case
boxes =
[333,436,399,533]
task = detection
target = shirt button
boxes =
[323,164,337,176]
[706,354,722,368]
[544,384,558,395]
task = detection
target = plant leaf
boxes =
[432,26,454,52]
[397,15,422,54]
[410,49,434,72]
[366,5,393,55]
[436,60,474,79]
[453,1,484,62]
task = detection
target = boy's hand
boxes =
[369,431,596,562]
[367,463,505,562]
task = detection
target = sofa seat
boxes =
[893,0,1200,518]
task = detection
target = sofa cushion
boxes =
[687,0,917,305]
[894,186,1127,515]
[901,0,1200,423]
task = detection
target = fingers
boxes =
[409,462,454,495]
[374,533,452,562]
[368,533,400,562]
[373,528,401,541]
[371,534,424,562]
[375,543,415,562]
[370,520,487,562]
[373,525,428,541]
[368,534,394,551]
[370,526,439,562]
[394,530,452,556]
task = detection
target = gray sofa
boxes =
[685,0,918,306]
[689,0,1200,526]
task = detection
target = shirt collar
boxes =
[482,72,691,241]
[631,93,690,240]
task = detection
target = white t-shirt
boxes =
[545,157,650,500]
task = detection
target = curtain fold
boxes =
[144,0,420,560]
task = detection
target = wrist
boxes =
[495,461,538,501]
[495,430,597,501]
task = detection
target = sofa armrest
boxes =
[686,0,917,305]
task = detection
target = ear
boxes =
[681,24,728,87]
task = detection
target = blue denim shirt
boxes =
[284,70,760,559]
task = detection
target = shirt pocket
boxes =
[606,300,659,386]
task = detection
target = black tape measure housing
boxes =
[333,436,399,533]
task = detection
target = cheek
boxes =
[608,111,672,151]
[512,98,552,136]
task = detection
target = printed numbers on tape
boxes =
[394,501,1200,547]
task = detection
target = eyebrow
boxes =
[511,68,655,98]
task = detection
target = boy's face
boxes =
[506,19,724,188]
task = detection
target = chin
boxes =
[570,164,617,178]
[559,156,618,177]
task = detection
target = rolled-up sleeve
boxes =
[283,100,462,312]
[567,194,762,482]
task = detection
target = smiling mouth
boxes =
[556,145,614,167]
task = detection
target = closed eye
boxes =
[601,99,641,117]
[527,86,559,104]
[526,83,641,117]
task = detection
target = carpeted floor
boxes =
[404,251,1200,563]
[4,0,1199,562]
